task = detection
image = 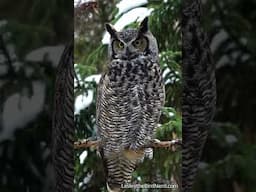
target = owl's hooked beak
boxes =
[125,47,132,58]
[124,47,137,60]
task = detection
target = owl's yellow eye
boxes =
[113,40,124,52]
[133,37,147,51]
[134,40,141,46]
[118,41,124,48]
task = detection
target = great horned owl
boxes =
[96,17,165,192]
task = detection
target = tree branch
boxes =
[142,139,182,149]
[74,138,182,150]
[74,138,102,149]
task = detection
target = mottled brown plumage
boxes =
[96,17,165,191]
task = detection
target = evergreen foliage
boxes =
[74,0,181,191]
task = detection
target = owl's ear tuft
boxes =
[139,17,149,34]
[105,23,117,38]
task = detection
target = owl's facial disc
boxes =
[111,37,148,59]
[105,17,150,59]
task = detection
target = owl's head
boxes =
[105,17,159,61]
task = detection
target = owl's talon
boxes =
[129,143,139,151]
[152,139,160,144]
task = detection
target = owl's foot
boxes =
[150,139,161,145]
[144,148,153,159]
[128,142,153,161]
[128,143,140,151]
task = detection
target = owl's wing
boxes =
[96,73,106,138]
[95,73,112,187]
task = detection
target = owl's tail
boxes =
[105,149,145,192]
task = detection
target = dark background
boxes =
[194,0,256,191]
[0,0,73,191]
